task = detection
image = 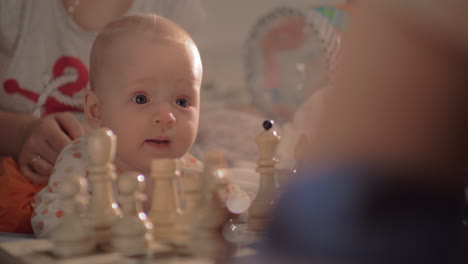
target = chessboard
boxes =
[0,232,259,264]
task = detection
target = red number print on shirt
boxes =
[3,56,89,116]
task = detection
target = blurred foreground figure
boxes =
[265,166,464,264]
[261,0,468,263]
[302,0,468,181]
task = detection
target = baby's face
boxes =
[93,34,202,174]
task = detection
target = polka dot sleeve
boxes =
[177,153,203,173]
[31,137,90,238]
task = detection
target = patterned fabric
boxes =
[31,136,203,238]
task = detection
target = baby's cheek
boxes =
[180,127,197,151]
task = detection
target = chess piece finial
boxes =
[51,175,95,258]
[86,128,121,245]
[112,171,152,255]
[148,159,181,243]
[263,120,274,130]
[88,128,116,168]
[256,120,280,162]
[248,119,280,232]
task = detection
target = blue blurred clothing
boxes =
[261,164,465,264]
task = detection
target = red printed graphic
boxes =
[3,56,88,116]
[53,56,88,97]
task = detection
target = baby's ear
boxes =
[83,89,102,127]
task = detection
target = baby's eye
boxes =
[176,98,189,108]
[132,94,148,104]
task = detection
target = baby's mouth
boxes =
[145,137,171,149]
[146,139,170,144]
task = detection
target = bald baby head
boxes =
[89,14,200,91]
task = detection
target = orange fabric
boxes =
[0,157,45,234]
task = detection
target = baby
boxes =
[32,14,203,237]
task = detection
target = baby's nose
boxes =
[154,106,176,126]
[155,115,175,124]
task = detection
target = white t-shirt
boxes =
[0,0,205,119]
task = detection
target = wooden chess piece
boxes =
[173,170,202,248]
[148,159,181,243]
[112,171,152,255]
[190,151,229,260]
[248,120,280,232]
[51,175,95,258]
[181,170,202,212]
[86,128,121,245]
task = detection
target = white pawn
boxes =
[86,128,121,245]
[173,170,201,248]
[190,151,229,259]
[51,175,95,258]
[148,159,181,243]
[112,171,152,255]
[248,120,280,232]
[181,170,202,212]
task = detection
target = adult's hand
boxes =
[18,112,85,184]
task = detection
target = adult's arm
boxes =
[0,110,84,184]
